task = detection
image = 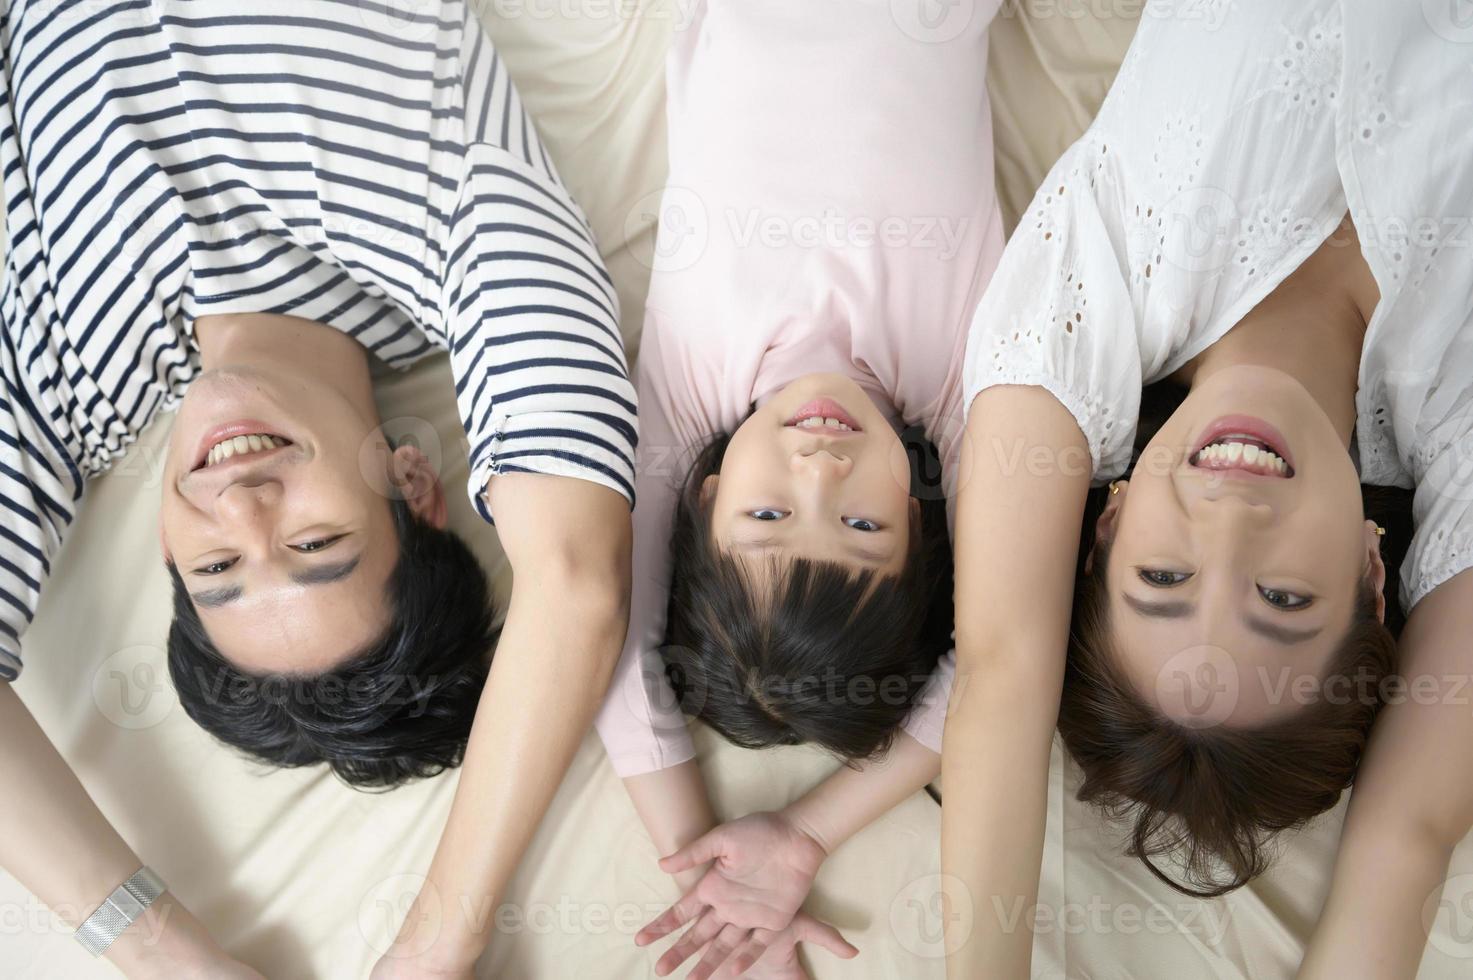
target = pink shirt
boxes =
[596,0,1005,776]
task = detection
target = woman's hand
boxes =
[635,811,844,977]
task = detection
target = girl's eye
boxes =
[1138,568,1191,587]
[843,517,880,532]
[749,509,786,522]
[1259,586,1313,610]
[195,557,238,576]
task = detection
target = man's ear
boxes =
[700,474,719,508]
[1084,481,1128,576]
[391,444,448,529]
[1363,519,1388,623]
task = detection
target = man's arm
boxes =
[942,387,1091,980]
[0,684,260,978]
[1299,568,1473,979]
[376,473,631,975]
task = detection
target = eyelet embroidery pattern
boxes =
[1153,114,1205,194]
[1227,201,1317,283]
[1126,202,1164,293]
[1270,12,1343,118]
[1411,524,1473,611]
[1350,62,1398,150]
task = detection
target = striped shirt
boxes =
[0,0,637,680]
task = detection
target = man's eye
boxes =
[748,509,787,521]
[1259,586,1313,610]
[195,557,238,576]
[844,517,880,532]
[1138,568,1191,587]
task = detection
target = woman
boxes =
[595,0,1005,973]
[942,0,1472,975]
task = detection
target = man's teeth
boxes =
[1193,441,1290,475]
[794,416,853,432]
[206,434,287,466]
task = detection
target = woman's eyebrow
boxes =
[190,585,243,609]
[1122,593,1194,618]
[289,556,361,587]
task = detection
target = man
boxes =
[1,0,633,974]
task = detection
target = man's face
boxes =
[158,365,408,675]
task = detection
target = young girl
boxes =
[595,0,1004,972]
[941,0,1473,974]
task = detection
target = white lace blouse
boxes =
[962,0,1473,611]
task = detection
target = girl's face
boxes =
[1095,365,1385,727]
[707,373,916,578]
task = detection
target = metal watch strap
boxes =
[74,866,167,957]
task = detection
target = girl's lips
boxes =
[784,398,863,432]
[192,419,292,471]
[1190,414,1296,477]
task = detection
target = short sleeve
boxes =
[961,141,1145,480]
[1402,429,1473,611]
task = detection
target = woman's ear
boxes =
[700,474,720,507]
[1084,481,1128,575]
[391,444,448,529]
[1363,519,1389,623]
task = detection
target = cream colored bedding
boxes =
[4,2,1472,978]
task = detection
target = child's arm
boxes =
[1298,568,1473,979]
[942,387,1091,980]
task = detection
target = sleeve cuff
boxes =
[467,410,637,523]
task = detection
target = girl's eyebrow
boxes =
[1123,593,1193,618]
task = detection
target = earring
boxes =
[1373,524,1386,537]
[1109,481,1122,496]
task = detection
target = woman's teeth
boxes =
[1192,440,1290,476]
[206,434,287,466]
[793,416,853,432]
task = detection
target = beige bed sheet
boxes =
[5,2,1473,978]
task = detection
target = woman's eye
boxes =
[748,509,786,522]
[195,557,238,576]
[1138,568,1191,587]
[843,517,880,532]
[1259,586,1313,610]
[292,536,341,553]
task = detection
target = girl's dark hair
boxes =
[663,427,953,761]
[167,497,498,789]
[1059,381,1410,896]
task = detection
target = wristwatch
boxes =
[74,866,167,957]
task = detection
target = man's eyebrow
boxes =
[190,585,243,609]
[1122,593,1194,618]
[1245,616,1324,645]
[289,556,361,587]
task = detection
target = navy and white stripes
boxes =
[0,0,636,679]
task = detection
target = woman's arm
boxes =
[1299,568,1473,979]
[942,386,1091,980]
[374,474,632,977]
[0,684,260,978]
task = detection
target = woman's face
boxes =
[1097,365,1385,728]
[707,373,916,578]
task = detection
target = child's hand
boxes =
[635,811,853,978]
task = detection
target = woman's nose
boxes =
[212,480,282,522]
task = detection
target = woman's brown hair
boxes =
[1058,382,1410,897]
